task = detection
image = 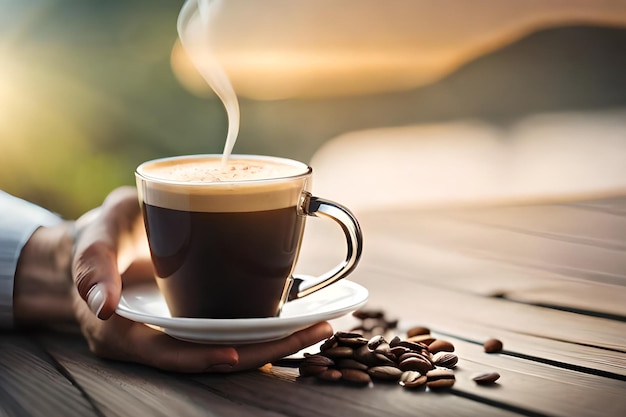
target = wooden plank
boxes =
[41,332,286,417]
[445,204,626,249]
[350,263,626,373]
[363,236,626,319]
[0,332,97,417]
[447,336,626,417]
[363,211,626,286]
[42,332,523,417]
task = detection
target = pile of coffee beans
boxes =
[298,327,457,390]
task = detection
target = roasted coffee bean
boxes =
[389,346,410,358]
[299,365,328,377]
[484,338,503,353]
[385,319,399,329]
[428,339,455,354]
[335,332,369,347]
[399,371,427,389]
[354,345,395,367]
[335,331,362,339]
[322,346,354,359]
[320,335,338,351]
[398,352,423,362]
[374,342,392,355]
[407,334,436,346]
[473,372,501,385]
[432,352,458,369]
[335,358,369,371]
[406,326,431,338]
[389,335,402,347]
[317,368,342,381]
[340,368,372,385]
[399,356,434,374]
[353,309,384,320]
[367,335,387,350]
[426,369,455,389]
[397,340,429,352]
[399,370,420,383]
[368,366,403,381]
[302,354,335,367]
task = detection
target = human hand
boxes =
[70,186,333,372]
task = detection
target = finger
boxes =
[72,187,141,319]
[122,321,240,373]
[72,290,240,373]
[231,321,333,372]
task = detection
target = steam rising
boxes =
[178,0,239,164]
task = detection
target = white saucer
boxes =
[116,280,368,344]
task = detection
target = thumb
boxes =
[73,239,122,319]
[72,187,139,319]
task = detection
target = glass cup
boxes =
[135,154,363,319]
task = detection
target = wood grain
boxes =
[3,195,626,417]
[0,333,97,417]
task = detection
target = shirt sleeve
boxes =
[0,191,62,328]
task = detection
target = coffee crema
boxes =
[137,155,311,213]
[141,157,307,183]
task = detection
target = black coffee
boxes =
[142,203,305,318]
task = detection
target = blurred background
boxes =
[1,0,625,218]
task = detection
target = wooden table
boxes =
[2,195,625,417]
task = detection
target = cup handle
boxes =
[287,193,363,301]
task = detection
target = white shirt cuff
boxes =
[0,191,62,328]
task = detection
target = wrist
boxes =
[13,221,76,327]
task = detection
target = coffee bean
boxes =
[406,326,431,338]
[335,332,369,347]
[428,339,455,354]
[335,331,362,339]
[335,358,369,371]
[473,372,501,385]
[367,365,403,381]
[426,369,455,389]
[320,335,338,351]
[317,368,342,381]
[397,340,429,352]
[299,364,328,377]
[385,319,399,329]
[399,370,421,383]
[302,354,335,367]
[432,352,458,369]
[406,334,436,346]
[322,346,354,359]
[484,338,503,353]
[399,356,434,374]
[354,345,396,367]
[340,368,372,385]
[399,371,427,389]
[389,335,402,347]
[389,346,410,358]
[398,352,422,362]
[367,335,387,350]
[353,309,384,320]
[374,342,392,355]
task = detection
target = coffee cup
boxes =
[135,154,363,319]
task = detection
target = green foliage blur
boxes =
[0,0,226,217]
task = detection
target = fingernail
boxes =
[86,284,106,318]
[207,364,234,373]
